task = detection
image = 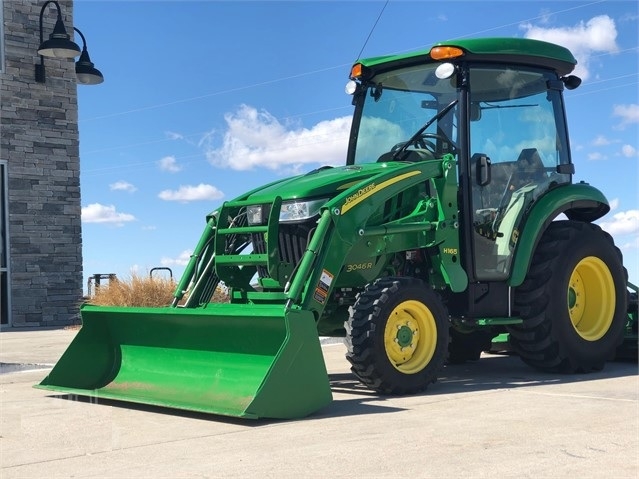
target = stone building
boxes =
[0,0,83,327]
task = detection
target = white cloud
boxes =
[608,198,620,211]
[619,12,639,23]
[109,180,137,193]
[161,249,192,267]
[158,155,182,173]
[520,15,618,81]
[587,151,606,161]
[538,9,553,25]
[82,203,136,226]
[621,236,639,251]
[203,104,351,171]
[158,183,224,202]
[165,131,184,140]
[599,209,639,236]
[613,104,639,129]
[592,135,610,146]
[621,144,638,158]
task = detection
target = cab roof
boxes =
[357,37,577,77]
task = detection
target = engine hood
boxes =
[244,162,404,203]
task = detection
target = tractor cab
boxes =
[346,38,580,284]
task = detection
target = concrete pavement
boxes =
[1,328,637,478]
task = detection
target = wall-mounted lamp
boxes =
[74,28,104,85]
[35,0,103,85]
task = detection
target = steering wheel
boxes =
[391,133,457,156]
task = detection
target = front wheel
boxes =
[345,277,449,394]
[508,221,627,372]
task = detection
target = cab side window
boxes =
[469,66,571,280]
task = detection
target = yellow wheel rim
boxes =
[384,300,437,374]
[567,256,616,341]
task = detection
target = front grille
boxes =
[252,220,315,279]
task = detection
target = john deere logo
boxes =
[344,183,376,205]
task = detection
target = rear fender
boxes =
[509,183,609,287]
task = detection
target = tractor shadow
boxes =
[434,353,638,395]
[318,353,638,419]
[44,353,636,424]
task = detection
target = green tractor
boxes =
[38,37,635,419]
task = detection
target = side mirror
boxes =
[562,75,582,90]
[474,153,491,186]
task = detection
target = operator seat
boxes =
[515,148,546,185]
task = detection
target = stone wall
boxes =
[0,0,83,326]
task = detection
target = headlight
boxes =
[279,198,327,223]
[246,205,263,225]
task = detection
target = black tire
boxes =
[507,221,627,372]
[345,277,449,394]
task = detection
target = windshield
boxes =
[352,63,459,164]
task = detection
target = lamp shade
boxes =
[38,17,81,58]
[75,48,104,85]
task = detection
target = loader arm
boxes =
[284,156,468,322]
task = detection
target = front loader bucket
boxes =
[37,304,332,419]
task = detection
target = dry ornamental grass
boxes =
[89,274,229,307]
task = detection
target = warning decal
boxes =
[313,269,334,304]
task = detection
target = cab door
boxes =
[467,66,572,280]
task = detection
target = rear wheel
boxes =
[508,221,627,372]
[345,277,449,394]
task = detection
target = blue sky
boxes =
[73,0,638,287]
